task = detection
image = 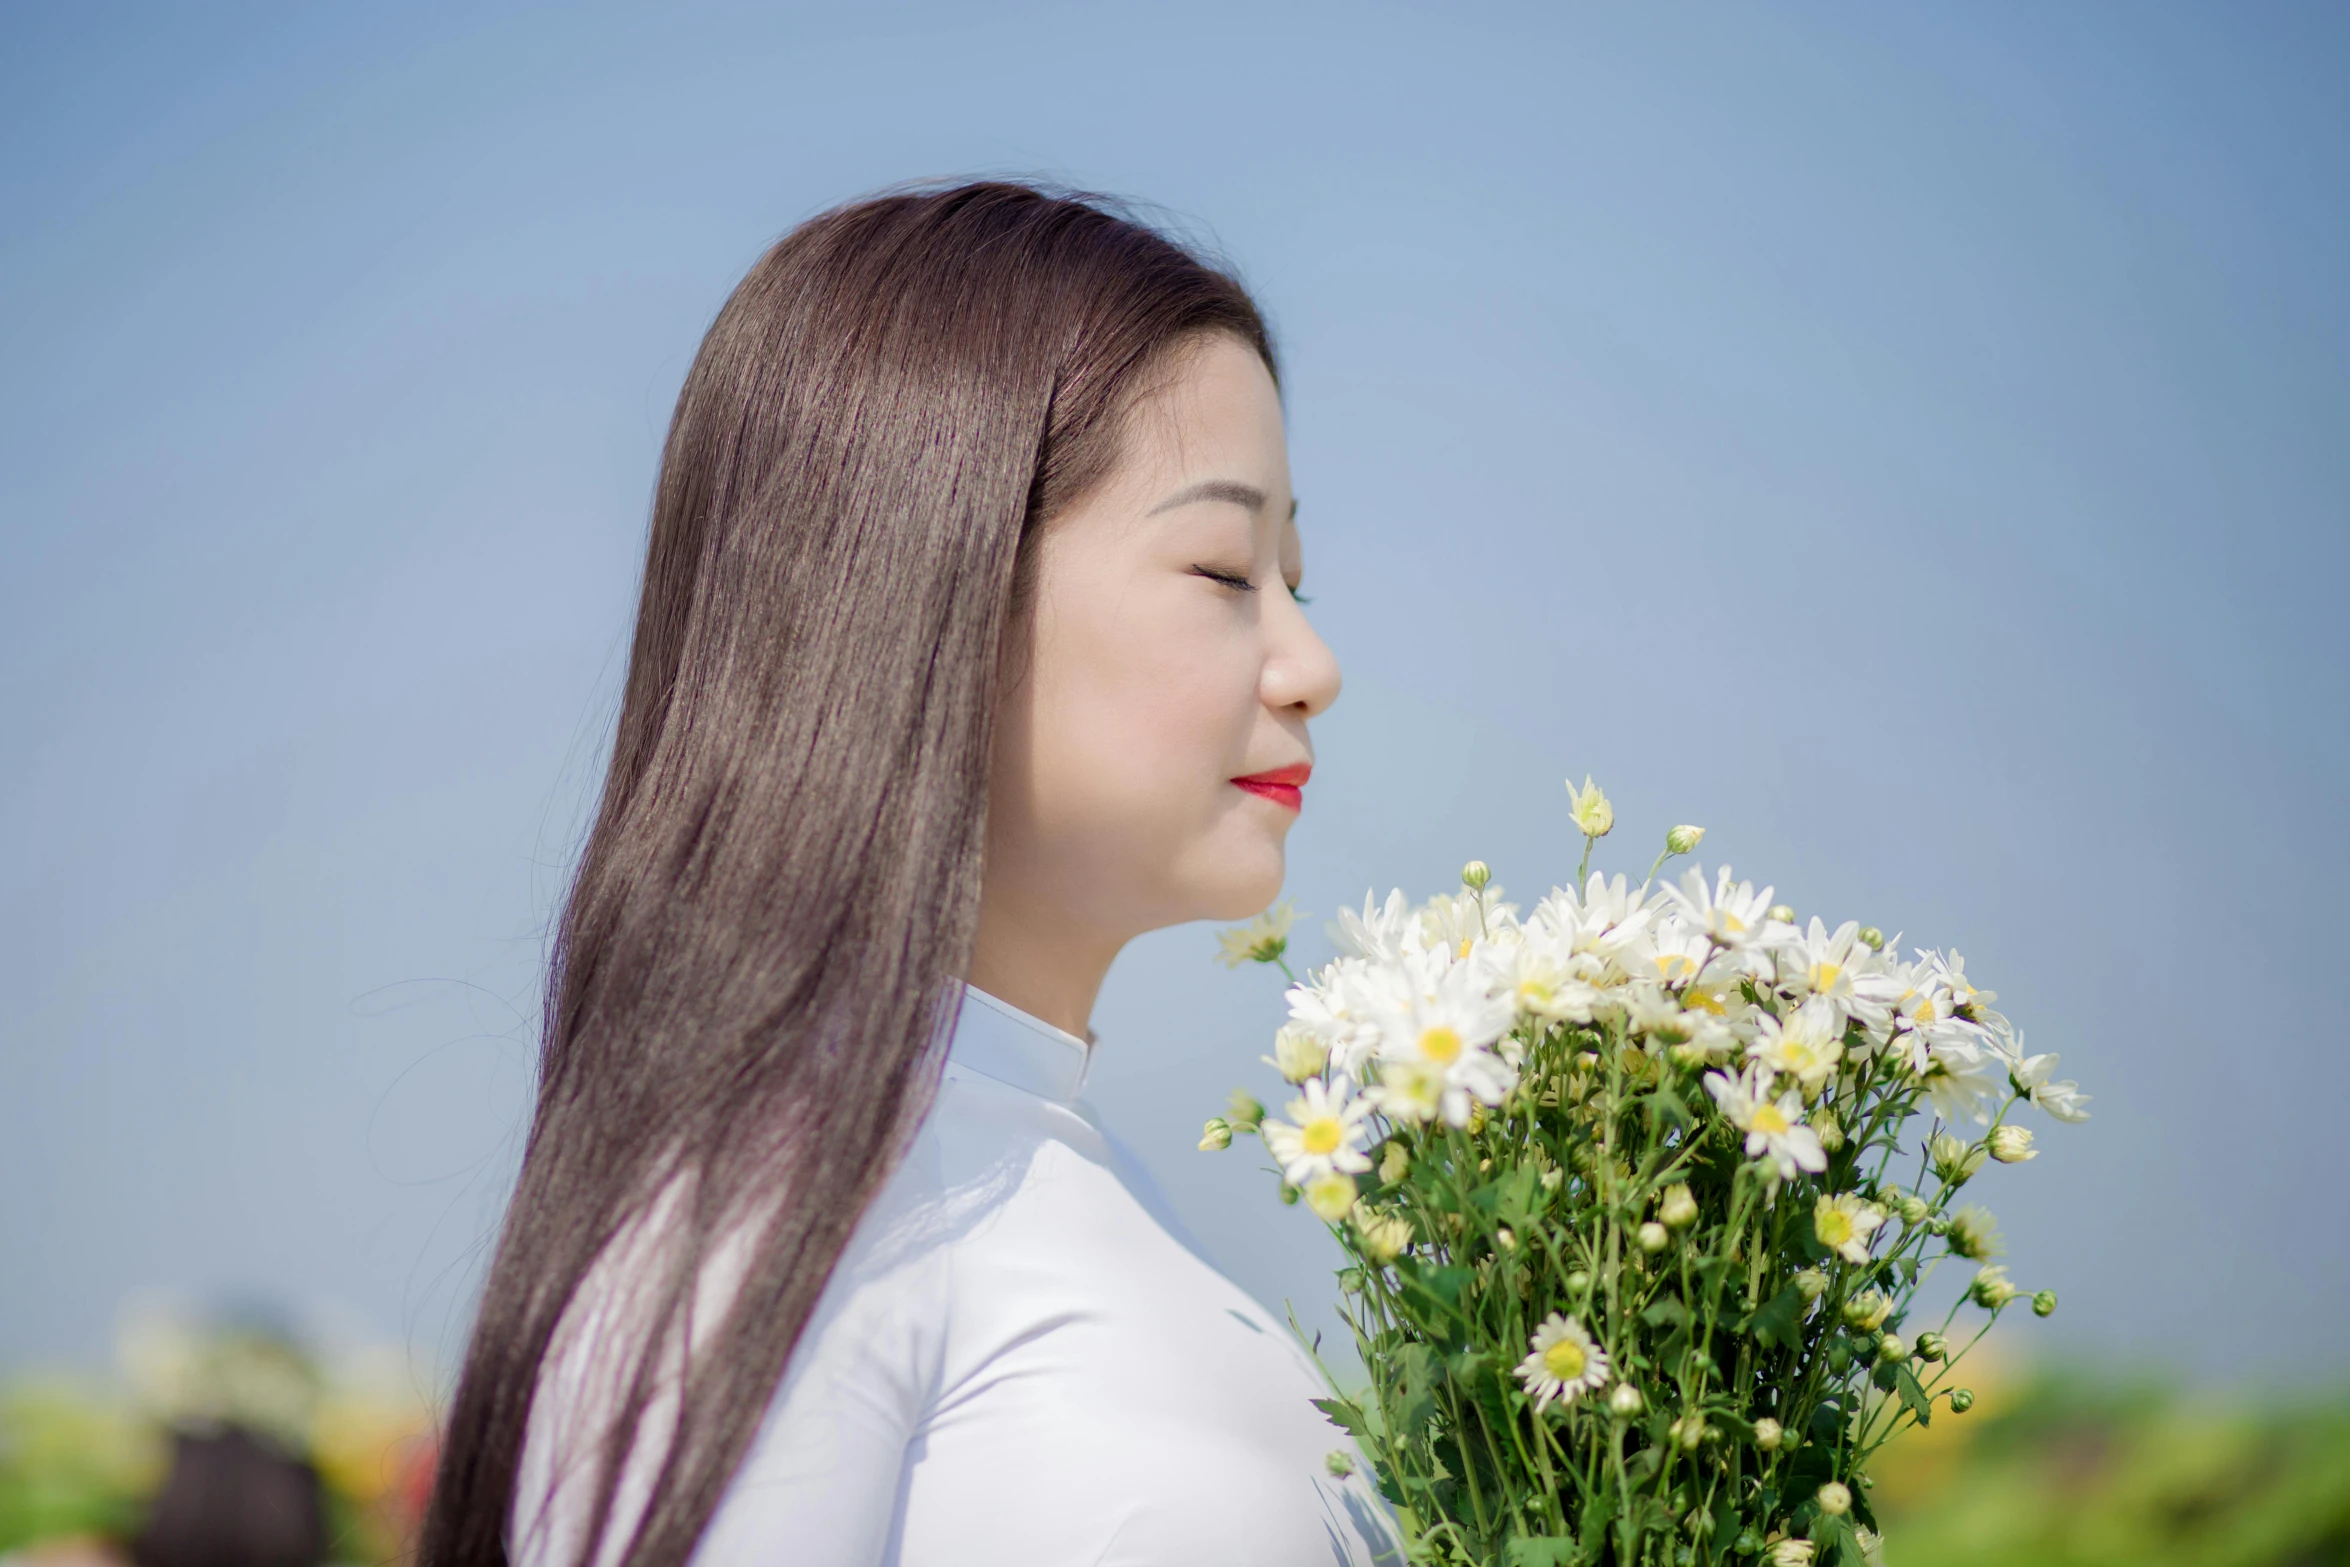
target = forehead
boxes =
[1121,335,1288,486]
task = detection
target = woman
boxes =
[419,181,1395,1567]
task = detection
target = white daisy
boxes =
[1532,872,1655,963]
[1260,1078,1376,1186]
[1917,1026,2007,1126]
[1704,1065,1827,1181]
[1665,865,1783,949]
[1365,961,1518,1127]
[1776,917,1893,1035]
[1747,998,1846,1096]
[1416,885,1521,965]
[1814,1192,1886,1265]
[1498,939,1602,1027]
[1214,899,1299,968]
[2013,1051,2092,1123]
[1328,888,1422,964]
[1928,950,1997,1016]
[1513,1313,1612,1411]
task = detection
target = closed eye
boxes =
[1190,565,1258,593]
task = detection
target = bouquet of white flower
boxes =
[1204,780,2089,1567]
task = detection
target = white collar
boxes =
[948,983,1096,1103]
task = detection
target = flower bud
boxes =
[1898,1195,1931,1226]
[1659,1183,1699,1229]
[1270,1026,1329,1084]
[1930,1133,1985,1185]
[1608,1383,1644,1418]
[1461,859,1493,890]
[1914,1331,1947,1362]
[2032,1289,2058,1318]
[1948,1204,2003,1262]
[1877,1333,1909,1364]
[1817,1481,1852,1517]
[1752,1417,1783,1451]
[1351,1205,1414,1263]
[1197,1117,1233,1151]
[1227,1090,1266,1132]
[1855,927,1884,951]
[1566,1269,1593,1296]
[1379,1142,1410,1183]
[1566,775,1615,838]
[1766,904,1796,926]
[1667,824,1706,855]
[1277,1181,1300,1206]
[1842,1291,1892,1332]
[1325,1449,1355,1477]
[1793,1269,1829,1301]
[1672,1414,1709,1450]
[1967,1265,2018,1308]
[1496,1227,1517,1250]
[1989,1125,2037,1164]
[1638,1221,1670,1253]
[1948,1387,1976,1413]
[1770,1539,1815,1567]
[1814,1110,1845,1154]
[1304,1173,1358,1223]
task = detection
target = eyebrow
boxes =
[1147,479,1290,517]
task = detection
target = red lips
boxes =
[1232,762,1312,812]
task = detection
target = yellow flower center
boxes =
[1543,1339,1588,1382]
[1656,953,1697,982]
[1819,1210,1853,1248]
[1810,960,1843,992]
[1302,1117,1342,1155]
[1419,1026,1463,1064]
[1751,1102,1790,1136]
[1686,988,1727,1017]
[1518,980,1553,1008]
[1458,937,1474,959]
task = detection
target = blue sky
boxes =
[3,2,2345,1385]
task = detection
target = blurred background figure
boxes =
[132,1427,325,1567]
[0,1308,433,1567]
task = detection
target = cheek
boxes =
[1034,591,1255,828]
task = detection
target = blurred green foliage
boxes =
[1873,1363,2350,1566]
[0,1379,161,1551]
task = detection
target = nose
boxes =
[1262,593,1341,719]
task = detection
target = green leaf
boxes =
[1391,1343,1440,1439]
[1892,1364,1932,1428]
[1743,1282,1808,1350]
[1393,1262,1475,1332]
[1705,1494,1739,1566]
[1640,1294,1691,1332]
[1644,1082,1693,1130]
[1812,1512,1860,1567]
[1576,1490,1619,1559]
[1311,1396,1369,1439]
[1503,1537,1579,1567]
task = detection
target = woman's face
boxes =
[984,333,1342,960]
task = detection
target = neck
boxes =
[966,889,1124,1040]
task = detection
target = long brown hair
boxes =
[418,182,1275,1567]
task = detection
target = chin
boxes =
[1189,841,1288,923]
